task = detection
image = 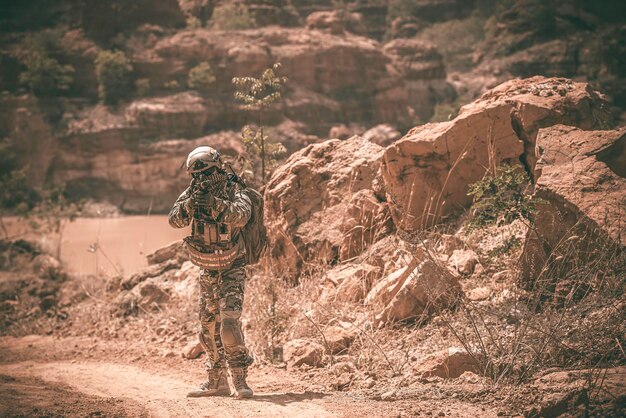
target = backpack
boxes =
[240,186,268,265]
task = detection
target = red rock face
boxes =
[519,125,626,292]
[381,77,613,232]
[263,135,386,278]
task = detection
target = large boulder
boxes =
[366,247,462,326]
[146,240,187,265]
[283,339,325,368]
[264,135,388,278]
[381,77,613,232]
[519,125,626,293]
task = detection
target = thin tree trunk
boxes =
[0,216,8,240]
[260,106,265,184]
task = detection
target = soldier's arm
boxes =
[212,190,252,228]
[168,187,193,228]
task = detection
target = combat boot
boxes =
[230,367,253,399]
[187,369,230,397]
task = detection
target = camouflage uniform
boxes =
[168,179,254,371]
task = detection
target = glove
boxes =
[189,192,214,209]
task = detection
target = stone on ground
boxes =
[283,339,325,368]
[415,347,482,379]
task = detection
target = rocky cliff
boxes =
[0,0,623,214]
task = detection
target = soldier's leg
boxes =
[218,265,253,398]
[188,269,230,397]
[198,269,226,370]
[218,265,253,368]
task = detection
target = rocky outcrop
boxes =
[365,247,462,326]
[519,125,626,293]
[305,10,365,36]
[2,22,456,214]
[381,77,613,232]
[146,240,187,265]
[50,98,248,212]
[264,135,387,278]
[382,39,454,123]
[137,26,449,132]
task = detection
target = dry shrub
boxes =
[440,223,625,385]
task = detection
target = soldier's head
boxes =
[186,146,224,179]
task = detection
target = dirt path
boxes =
[0,335,499,417]
[0,360,361,417]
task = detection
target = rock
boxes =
[329,123,365,140]
[247,1,300,27]
[528,367,625,418]
[55,112,246,212]
[448,249,479,275]
[113,278,171,316]
[519,125,626,295]
[388,16,423,39]
[361,124,401,147]
[146,240,187,265]
[305,10,366,36]
[283,339,325,368]
[382,39,454,122]
[467,286,491,302]
[366,247,462,326]
[339,189,394,262]
[382,77,613,232]
[135,279,171,310]
[120,259,181,290]
[383,39,446,80]
[182,340,204,360]
[415,347,482,379]
[126,92,215,138]
[264,136,385,278]
[32,255,63,280]
[491,270,511,283]
[330,263,382,304]
[324,325,357,355]
[437,234,465,256]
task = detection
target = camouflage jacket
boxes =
[168,181,252,255]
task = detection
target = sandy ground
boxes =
[0,335,501,418]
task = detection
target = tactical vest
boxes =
[183,184,244,271]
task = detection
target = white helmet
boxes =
[186,146,223,174]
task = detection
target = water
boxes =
[3,216,189,276]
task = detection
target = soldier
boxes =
[169,146,254,399]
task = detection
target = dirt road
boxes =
[0,335,499,417]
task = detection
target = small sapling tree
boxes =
[232,63,287,184]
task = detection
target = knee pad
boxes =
[221,313,243,347]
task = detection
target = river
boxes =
[3,216,188,276]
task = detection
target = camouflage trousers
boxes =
[198,259,253,370]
